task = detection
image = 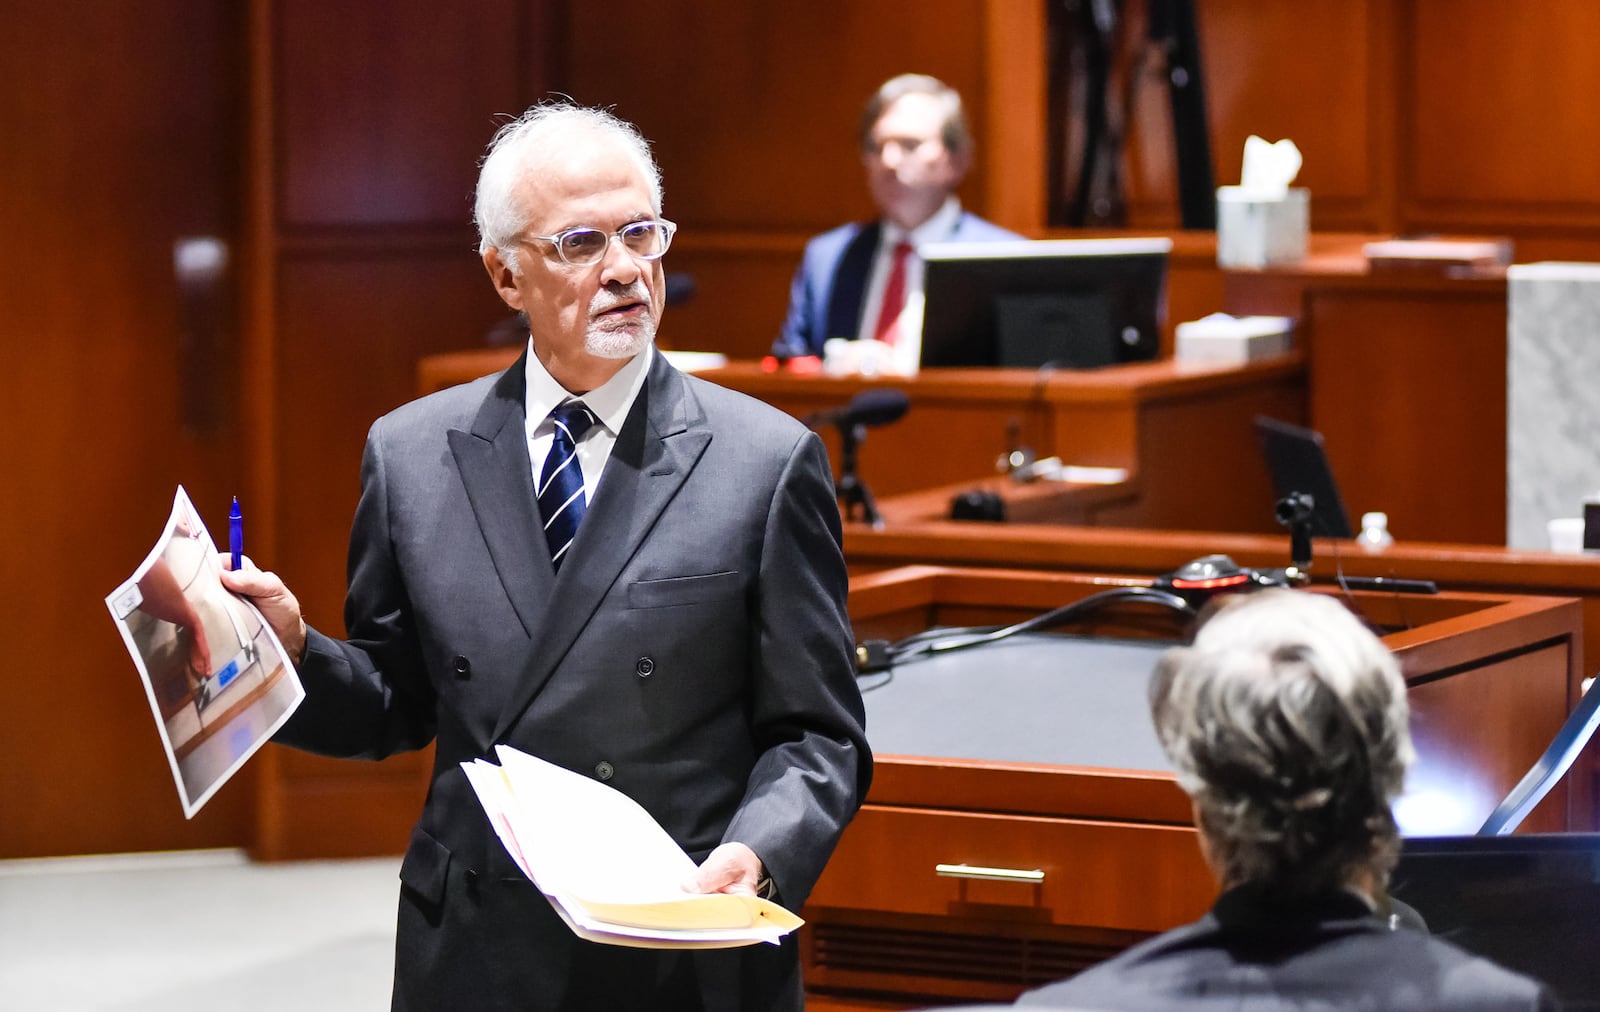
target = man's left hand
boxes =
[682,842,764,896]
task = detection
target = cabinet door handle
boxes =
[935,863,1045,884]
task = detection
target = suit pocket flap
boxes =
[399,826,450,906]
[627,571,741,609]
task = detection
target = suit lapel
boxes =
[826,221,880,343]
[447,349,553,638]
[490,354,711,744]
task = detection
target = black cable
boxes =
[856,669,895,694]
[884,585,1195,668]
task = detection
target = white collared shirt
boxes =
[523,338,653,502]
[855,196,964,374]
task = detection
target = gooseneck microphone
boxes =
[803,389,910,529]
[803,389,910,431]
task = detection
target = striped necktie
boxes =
[538,401,596,571]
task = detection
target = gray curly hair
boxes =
[1149,590,1415,898]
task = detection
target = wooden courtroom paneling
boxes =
[1221,248,1510,546]
[248,2,562,859]
[558,0,1010,361]
[548,0,1600,365]
[562,1,995,234]
[1179,0,1394,232]
[654,234,806,361]
[33,0,1600,871]
[271,255,508,629]
[274,0,530,229]
[256,253,509,859]
[0,1,253,859]
[549,1,1600,363]
[1403,0,1600,233]
[1299,280,1509,545]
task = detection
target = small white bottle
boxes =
[1357,511,1394,552]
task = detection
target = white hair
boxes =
[1149,590,1415,897]
[473,101,663,274]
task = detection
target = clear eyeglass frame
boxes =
[520,219,677,266]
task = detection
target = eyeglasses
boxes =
[520,219,677,267]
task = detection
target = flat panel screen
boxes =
[920,238,1171,370]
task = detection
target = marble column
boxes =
[1507,262,1600,550]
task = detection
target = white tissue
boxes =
[1238,135,1303,197]
[1175,313,1294,364]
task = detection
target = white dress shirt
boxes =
[855,196,964,375]
[523,339,652,502]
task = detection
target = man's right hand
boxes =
[220,555,308,664]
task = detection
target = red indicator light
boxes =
[1169,573,1252,590]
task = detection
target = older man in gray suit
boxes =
[225,101,871,1011]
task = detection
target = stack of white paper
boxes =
[462,745,802,949]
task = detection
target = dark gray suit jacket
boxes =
[1014,885,1558,1011]
[277,349,871,1011]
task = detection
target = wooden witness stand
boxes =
[846,479,1600,719]
[802,565,1582,1007]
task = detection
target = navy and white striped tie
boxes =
[538,401,596,570]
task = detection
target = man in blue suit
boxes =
[772,74,1021,371]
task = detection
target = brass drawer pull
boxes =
[935,863,1045,884]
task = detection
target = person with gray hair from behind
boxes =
[1013,589,1558,1011]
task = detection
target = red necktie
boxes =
[872,241,914,346]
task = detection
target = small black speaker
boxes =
[950,489,1006,522]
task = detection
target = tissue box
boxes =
[1216,186,1309,268]
[1175,314,1294,365]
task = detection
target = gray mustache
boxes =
[592,285,650,313]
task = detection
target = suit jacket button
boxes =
[451,655,471,680]
[594,761,615,781]
[635,656,654,678]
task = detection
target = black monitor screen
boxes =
[919,237,1171,370]
[1253,415,1355,539]
[1390,834,1600,1009]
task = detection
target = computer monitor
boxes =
[919,237,1171,370]
[1253,415,1355,538]
[1390,833,1600,1009]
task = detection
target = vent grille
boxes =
[812,921,1129,987]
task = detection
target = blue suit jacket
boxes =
[771,212,1023,358]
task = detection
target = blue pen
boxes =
[229,496,243,571]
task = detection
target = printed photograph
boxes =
[105,486,303,818]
